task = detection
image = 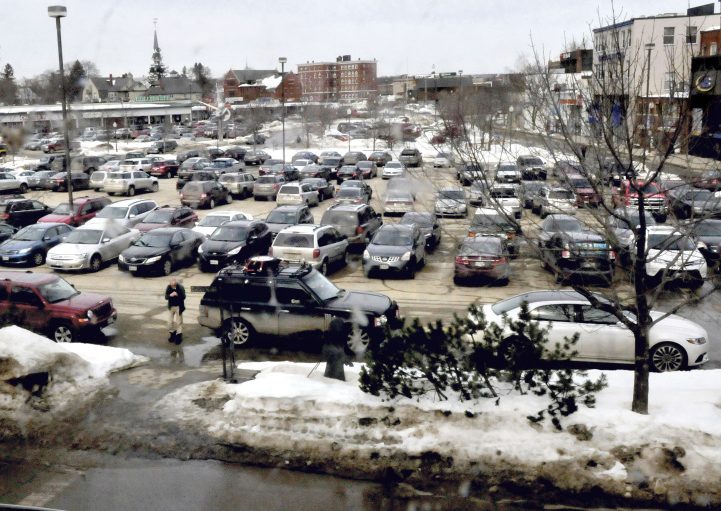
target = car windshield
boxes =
[697,221,721,236]
[134,233,171,248]
[472,213,512,228]
[549,190,574,200]
[373,229,412,246]
[400,213,432,227]
[52,203,75,215]
[219,175,238,182]
[687,190,713,201]
[256,176,278,184]
[143,210,174,224]
[387,191,413,201]
[521,157,543,165]
[570,179,592,188]
[183,182,204,193]
[210,226,248,242]
[198,215,231,227]
[460,239,500,255]
[439,190,465,200]
[546,218,582,232]
[338,188,361,198]
[280,186,300,194]
[322,211,358,226]
[490,188,516,198]
[274,233,314,247]
[266,210,297,224]
[14,225,46,241]
[498,164,517,171]
[38,278,79,303]
[65,229,103,244]
[322,158,341,165]
[648,234,695,251]
[95,206,128,219]
[386,162,402,168]
[302,270,341,302]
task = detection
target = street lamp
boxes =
[279,57,287,162]
[48,5,73,209]
[113,121,117,152]
[644,43,655,149]
[346,108,352,153]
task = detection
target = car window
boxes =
[0,284,7,301]
[276,285,314,305]
[32,201,46,210]
[530,304,575,322]
[10,286,42,306]
[579,306,618,325]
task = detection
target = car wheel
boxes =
[540,208,547,219]
[51,321,75,343]
[347,324,370,354]
[342,250,348,267]
[89,254,102,272]
[226,194,233,204]
[127,186,135,196]
[162,259,172,276]
[32,251,45,266]
[151,182,159,192]
[224,318,253,346]
[19,183,28,194]
[497,335,537,368]
[650,343,687,372]
[320,259,329,275]
[209,198,216,209]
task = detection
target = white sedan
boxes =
[478,290,709,372]
[47,221,141,272]
[192,210,253,237]
[382,161,406,179]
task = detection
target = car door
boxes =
[169,231,187,264]
[9,286,47,331]
[576,305,634,362]
[527,304,579,356]
[276,283,326,336]
[41,225,63,251]
[29,201,49,224]
[413,229,425,262]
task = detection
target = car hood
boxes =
[0,239,40,252]
[38,214,71,223]
[49,243,96,255]
[325,290,393,316]
[202,240,246,253]
[647,248,705,266]
[135,222,167,232]
[58,292,111,310]
[650,311,707,339]
[367,243,412,257]
[122,245,169,258]
[435,199,465,208]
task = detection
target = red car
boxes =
[565,174,601,207]
[0,270,116,342]
[149,160,180,178]
[134,206,199,232]
[37,196,111,226]
[612,179,668,221]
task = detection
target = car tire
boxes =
[51,321,75,343]
[89,254,102,272]
[19,183,28,194]
[320,259,329,275]
[540,208,547,219]
[151,182,159,192]
[162,259,172,276]
[32,251,45,266]
[497,335,537,368]
[342,250,348,267]
[127,186,135,197]
[209,198,216,209]
[226,194,233,204]
[224,318,253,346]
[650,342,687,372]
[347,324,370,354]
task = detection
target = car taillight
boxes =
[268,247,273,256]
[610,250,616,260]
[493,257,507,265]
[455,256,469,264]
[312,248,320,259]
[0,213,8,220]
[356,226,364,234]
[561,249,571,258]
[467,231,476,237]
[200,193,207,198]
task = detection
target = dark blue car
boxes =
[0,222,74,266]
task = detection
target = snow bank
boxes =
[154,362,721,506]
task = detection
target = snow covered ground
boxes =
[154,361,721,506]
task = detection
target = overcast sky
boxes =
[0,0,703,80]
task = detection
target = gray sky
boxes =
[0,0,700,80]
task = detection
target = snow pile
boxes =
[0,326,147,431]
[154,362,721,506]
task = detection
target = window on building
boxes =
[663,72,676,92]
[663,27,674,45]
[712,42,718,55]
[686,26,697,44]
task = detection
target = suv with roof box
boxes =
[0,270,116,343]
[269,224,348,275]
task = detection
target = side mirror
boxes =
[129,214,136,218]
[102,237,111,244]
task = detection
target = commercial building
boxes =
[298,55,377,102]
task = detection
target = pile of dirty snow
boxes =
[154,361,721,507]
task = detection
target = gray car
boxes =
[399,212,441,248]
[219,172,256,198]
[320,204,383,250]
[363,224,425,278]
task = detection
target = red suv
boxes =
[37,196,111,226]
[0,271,116,342]
[149,160,180,178]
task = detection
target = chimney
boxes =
[108,74,113,86]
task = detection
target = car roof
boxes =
[0,270,59,286]
[329,203,366,211]
[106,199,155,207]
[144,227,187,235]
[206,210,247,217]
[474,207,502,215]
[222,220,256,228]
[503,290,588,306]
[279,224,325,234]
[273,204,305,212]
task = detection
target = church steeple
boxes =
[148,18,166,85]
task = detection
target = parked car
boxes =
[117,158,153,173]
[433,152,454,168]
[180,181,232,209]
[356,161,378,179]
[612,179,667,221]
[253,174,286,201]
[334,183,372,205]
[457,162,485,185]
[219,172,255,198]
[26,170,56,190]
[70,156,106,174]
[125,151,146,160]
[318,157,342,180]
[300,164,329,180]
[488,184,522,219]
[134,206,198,233]
[454,236,511,285]
[667,186,721,220]
[435,187,468,217]
[0,223,74,266]
[9,169,38,188]
[553,160,584,179]
[0,198,50,228]
[690,169,721,191]
[469,207,520,253]
[264,204,314,238]
[398,148,423,168]
[192,210,253,237]
[89,170,107,191]
[495,162,522,183]
[198,258,400,350]
[321,204,383,250]
[198,220,272,271]
[607,208,656,266]
[516,155,547,180]
[382,189,415,216]
[368,151,393,167]
[532,186,576,217]
[118,227,204,276]
[341,151,367,166]
[0,172,26,194]
[269,224,348,274]
[47,220,141,272]
[695,219,721,270]
[180,157,211,172]
[87,198,158,228]
[300,178,335,201]
[644,226,707,288]
[268,163,300,182]
[478,291,709,372]
[291,151,319,164]
[336,164,361,182]
[149,160,180,179]
[258,159,284,176]
[38,196,110,227]
[0,223,16,243]
[244,150,271,165]
[564,174,601,208]
[363,224,425,278]
[147,140,178,154]
[276,182,320,207]
[520,181,546,209]
[104,171,158,196]
[399,212,440,248]
[40,172,90,192]
[0,271,116,343]
[177,150,200,164]
[291,159,314,172]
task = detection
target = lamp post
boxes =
[48,5,73,209]
[346,108,352,153]
[644,43,655,149]
[279,57,287,162]
[113,121,117,152]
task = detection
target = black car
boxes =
[516,155,547,180]
[268,163,300,182]
[0,198,51,228]
[179,180,231,209]
[177,150,201,164]
[176,169,218,190]
[300,164,330,180]
[223,146,247,161]
[291,151,319,164]
[207,147,225,160]
[265,205,314,238]
[368,151,393,167]
[118,227,204,276]
[537,214,614,285]
[197,256,401,350]
[341,151,367,166]
[695,219,721,270]
[399,212,441,248]
[300,178,335,201]
[40,172,90,192]
[667,186,721,220]
[336,165,360,183]
[244,150,271,165]
[520,181,546,208]
[198,220,272,271]
[457,162,484,185]
[148,140,178,154]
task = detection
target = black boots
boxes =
[168,331,183,345]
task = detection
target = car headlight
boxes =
[146,256,161,264]
[227,246,241,256]
[18,247,32,254]
[198,245,204,254]
[86,309,95,319]
[119,254,126,262]
[362,249,370,260]
[401,251,412,261]
[686,336,707,345]
[373,315,387,327]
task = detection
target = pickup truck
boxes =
[612,179,667,221]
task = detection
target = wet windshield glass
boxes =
[65,230,103,244]
[266,211,296,224]
[373,229,412,246]
[143,210,173,224]
[38,278,79,303]
[648,234,695,251]
[14,225,46,241]
[303,270,340,301]
[134,233,172,248]
[199,215,231,227]
[210,226,247,242]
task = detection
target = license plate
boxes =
[581,261,597,268]
[129,265,137,271]
[473,262,491,268]
[210,260,219,265]
[380,264,389,270]
[2,257,7,261]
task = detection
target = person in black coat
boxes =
[164,278,186,345]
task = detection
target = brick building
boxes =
[298,55,377,102]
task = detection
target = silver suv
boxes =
[104,171,158,196]
[87,198,158,228]
[531,186,577,218]
[219,172,255,198]
[399,148,423,167]
[270,224,349,275]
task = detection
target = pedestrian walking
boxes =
[164,277,186,345]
